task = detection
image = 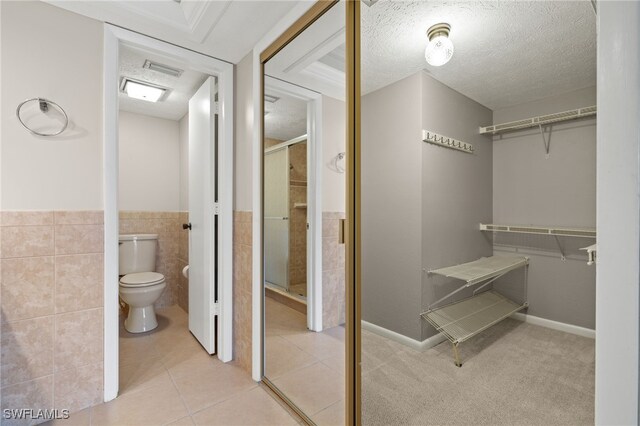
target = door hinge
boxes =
[213,301,220,316]
[213,202,220,215]
[213,101,219,115]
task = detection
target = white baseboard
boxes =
[361,320,447,352]
[511,312,595,339]
[362,313,595,352]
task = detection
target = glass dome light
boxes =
[425,23,453,67]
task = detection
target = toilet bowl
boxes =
[118,234,165,333]
[119,272,166,333]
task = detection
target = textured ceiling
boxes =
[46,0,301,64]
[264,91,307,141]
[361,0,596,110]
[119,44,208,120]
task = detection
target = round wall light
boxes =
[425,23,453,66]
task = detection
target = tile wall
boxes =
[119,211,189,312]
[0,211,104,421]
[233,211,252,374]
[322,212,346,329]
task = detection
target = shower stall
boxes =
[265,146,290,292]
[264,139,308,298]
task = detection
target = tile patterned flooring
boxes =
[47,305,298,426]
[264,297,345,425]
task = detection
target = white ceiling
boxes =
[48,0,596,112]
[265,3,347,101]
[45,0,302,64]
[361,0,596,110]
[264,0,596,111]
[119,44,208,120]
[264,90,307,141]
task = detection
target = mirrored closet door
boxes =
[261,1,353,424]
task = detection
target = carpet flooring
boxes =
[362,318,594,425]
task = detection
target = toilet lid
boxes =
[120,272,165,288]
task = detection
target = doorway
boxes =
[103,25,234,401]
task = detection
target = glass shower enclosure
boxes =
[264,146,290,292]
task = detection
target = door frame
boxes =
[264,76,324,332]
[103,24,234,402]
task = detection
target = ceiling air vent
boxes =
[143,60,183,78]
[264,94,280,103]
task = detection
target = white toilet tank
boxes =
[119,234,158,275]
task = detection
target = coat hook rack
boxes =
[16,97,69,137]
[422,130,474,154]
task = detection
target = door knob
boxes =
[182,223,192,230]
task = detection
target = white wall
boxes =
[118,111,180,211]
[179,113,189,211]
[235,52,253,211]
[322,95,346,213]
[596,2,640,424]
[1,1,103,210]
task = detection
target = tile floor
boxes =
[264,297,345,425]
[46,305,298,426]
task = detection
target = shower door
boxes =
[264,147,290,291]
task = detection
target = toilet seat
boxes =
[120,272,165,288]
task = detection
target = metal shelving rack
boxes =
[421,256,529,366]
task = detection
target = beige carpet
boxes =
[362,318,594,425]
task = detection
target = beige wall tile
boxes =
[322,218,339,239]
[54,362,103,413]
[55,225,103,255]
[1,256,55,322]
[1,376,54,426]
[54,308,103,372]
[54,211,103,225]
[1,226,54,258]
[1,317,54,387]
[322,237,339,272]
[0,211,54,227]
[55,254,103,313]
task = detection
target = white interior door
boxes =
[188,76,217,354]
[264,147,290,290]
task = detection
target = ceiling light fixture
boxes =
[425,23,454,67]
[143,60,183,78]
[121,78,167,102]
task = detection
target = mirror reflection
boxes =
[263,1,347,424]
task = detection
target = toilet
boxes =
[119,234,166,333]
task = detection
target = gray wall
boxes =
[361,72,493,342]
[362,73,424,341]
[492,86,596,329]
[420,72,494,340]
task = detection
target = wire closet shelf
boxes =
[421,256,529,367]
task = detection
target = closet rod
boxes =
[479,105,596,135]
